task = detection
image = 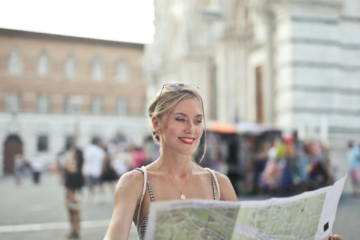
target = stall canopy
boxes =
[236,122,263,134]
[208,121,236,134]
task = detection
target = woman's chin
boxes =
[176,148,195,156]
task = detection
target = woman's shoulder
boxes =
[115,169,145,200]
[197,166,237,201]
[119,168,145,186]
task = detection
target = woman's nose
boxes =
[185,122,195,134]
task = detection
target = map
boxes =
[144,175,346,240]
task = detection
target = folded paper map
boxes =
[144,175,346,240]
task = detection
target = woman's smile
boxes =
[178,137,195,145]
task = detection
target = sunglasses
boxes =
[159,83,200,97]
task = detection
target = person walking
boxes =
[56,151,66,185]
[30,154,44,184]
[13,154,23,185]
[83,137,105,203]
[347,140,360,196]
[101,149,117,200]
[64,148,84,239]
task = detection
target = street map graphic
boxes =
[144,175,346,240]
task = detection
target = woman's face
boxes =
[161,97,204,156]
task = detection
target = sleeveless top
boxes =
[135,166,221,240]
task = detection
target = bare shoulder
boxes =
[214,171,237,202]
[114,169,144,205]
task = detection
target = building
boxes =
[0,28,148,175]
[144,0,360,190]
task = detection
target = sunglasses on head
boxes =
[159,83,200,97]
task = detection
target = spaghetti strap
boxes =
[135,166,147,231]
[205,168,221,200]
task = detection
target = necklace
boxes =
[161,163,193,200]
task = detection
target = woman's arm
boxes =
[103,170,143,240]
[214,172,237,201]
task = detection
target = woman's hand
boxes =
[329,234,342,240]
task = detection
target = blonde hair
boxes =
[148,84,207,162]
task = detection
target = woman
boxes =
[64,148,84,239]
[104,83,342,240]
[14,154,23,185]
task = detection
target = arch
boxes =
[3,134,23,174]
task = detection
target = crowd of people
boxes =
[56,135,155,239]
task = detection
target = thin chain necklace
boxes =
[161,163,193,200]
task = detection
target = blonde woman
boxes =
[104,83,342,240]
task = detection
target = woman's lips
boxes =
[178,137,195,145]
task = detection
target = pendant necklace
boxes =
[161,163,193,200]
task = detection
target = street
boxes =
[0,173,359,240]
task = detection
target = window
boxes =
[64,55,76,79]
[64,96,81,114]
[91,98,103,115]
[6,93,21,113]
[37,135,48,152]
[7,49,23,75]
[38,95,50,113]
[116,59,129,82]
[65,136,75,150]
[37,52,51,77]
[116,99,128,116]
[91,57,103,81]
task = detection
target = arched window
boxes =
[37,51,51,77]
[91,57,103,81]
[7,49,23,75]
[116,58,129,82]
[64,55,76,79]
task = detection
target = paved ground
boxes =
[0,173,358,240]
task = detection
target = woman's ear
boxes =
[152,116,161,132]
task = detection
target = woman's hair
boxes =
[148,83,207,162]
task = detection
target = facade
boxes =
[144,0,360,190]
[0,28,148,175]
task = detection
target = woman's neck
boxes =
[156,148,193,179]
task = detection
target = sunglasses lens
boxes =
[165,84,181,91]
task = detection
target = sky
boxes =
[0,0,155,44]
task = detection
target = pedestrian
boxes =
[30,154,44,184]
[64,148,84,239]
[113,148,131,179]
[131,147,146,169]
[347,140,360,196]
[13,154,23,185]
[101,149,117,199]
[83,137,105,203]
[57,151,66,185]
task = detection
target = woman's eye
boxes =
[176,118,185,122]
[195,120,202,124]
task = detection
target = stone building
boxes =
[0,28,148,175]
[144,0,360,187]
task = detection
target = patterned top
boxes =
[135,168,218,240]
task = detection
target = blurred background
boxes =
[0,0,359,239]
